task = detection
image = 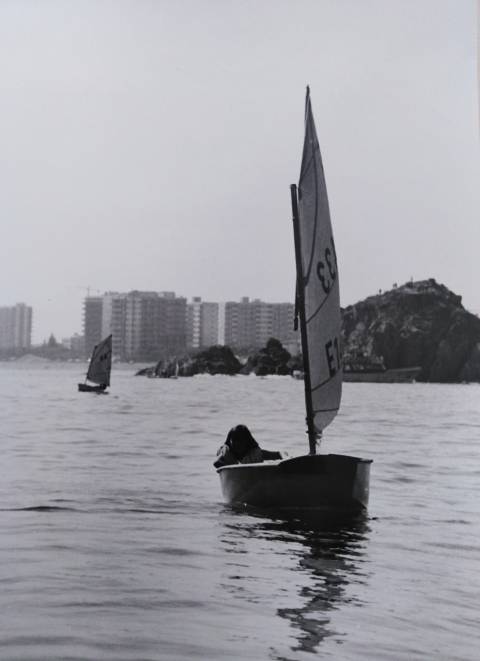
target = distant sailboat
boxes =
[78,335,112,393]
[216,88,372,513]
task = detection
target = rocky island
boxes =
[240,338,294,376]
[342,279,480,382]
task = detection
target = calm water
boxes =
[1,363,479,661]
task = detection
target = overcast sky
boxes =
[1,0,478,343]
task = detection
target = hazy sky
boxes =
[1,0,478,343]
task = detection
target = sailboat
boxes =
[78,334,112,393]
[216,88,372,513]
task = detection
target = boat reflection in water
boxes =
[219,508,371,656]
[277,513,370,655]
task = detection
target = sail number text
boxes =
[325,337,341,377]
[316,236,337,294]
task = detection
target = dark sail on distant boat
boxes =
[296,87,342,435]
[86,335,112,386]
[78,335,112,393]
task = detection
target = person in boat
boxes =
[214,424,282,468]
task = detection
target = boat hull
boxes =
[78,383,108,393]
[218,454,372,513]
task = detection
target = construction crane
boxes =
[77,286,101,298]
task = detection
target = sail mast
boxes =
[291,183,317,455]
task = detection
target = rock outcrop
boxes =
[182,345,241,376]
[240,338,292,376]
[342,279,480,382]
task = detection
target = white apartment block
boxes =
[224,297,299,352]
[186,297,220,348]
[84,290,187,360]
[0,303,33,350]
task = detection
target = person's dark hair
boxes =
[225,424,258,460]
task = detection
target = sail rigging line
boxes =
[299,91,321,285]
[298,144,321,190]
[311,372,339,392]
[299,153,315,182]
[305,289,331,325]
[300,148,320,285]
[313,406,340,414]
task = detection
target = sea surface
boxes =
[1,362,479,661]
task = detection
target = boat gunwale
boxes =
[216,453,373,474]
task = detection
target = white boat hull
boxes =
[217,454,372,513]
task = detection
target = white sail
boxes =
[297,88,342,433]
[86,335,112,386]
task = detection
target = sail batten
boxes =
[305,295,331,324]
[311,376,337,392]
[295,88,342,437]
[313,407,340,414]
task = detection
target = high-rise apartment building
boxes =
[83,296,103,356]
[224,297,298,352]
[123,291,187,360]
[201,302,219,347]
[186,297,219,348]
[224,297,255,349]
[101,292,127,358]
[84,291,187,360]
[186,297,202,348]
[272,303,299,353]
[0,303,33,351]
